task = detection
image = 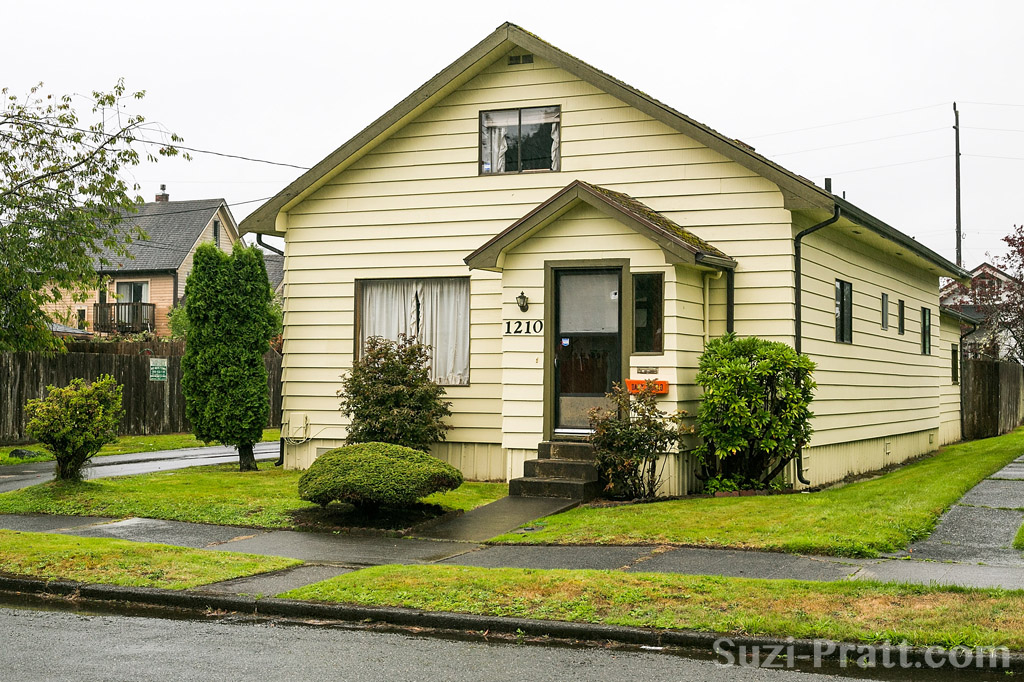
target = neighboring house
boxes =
[264,252,285,296]
[45,189,239,338]
[240,23,969,492]
[940,262,1018,361]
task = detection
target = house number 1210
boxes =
[504,320,543,335]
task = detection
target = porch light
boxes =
[516,291,529,312]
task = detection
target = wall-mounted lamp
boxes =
[515,291,529,312]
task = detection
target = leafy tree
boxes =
[588,382,690,500]
[0,80,185,350]
[25,375,124,481]
[694,334,816,489]
[167,294,282,341]
[339,334,452,452]
[182,242,275,471]
[948,226,1024,364]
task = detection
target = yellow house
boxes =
[240,23,969,494]
[45,190,240,338]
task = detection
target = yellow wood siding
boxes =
[799,225,943,449]
[939,313,962,445]
[279,55,789,471]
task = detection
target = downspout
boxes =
[703,270,723,346]
[959,318,978,441]
[256,233,284,256]
[793,204,842,485]
[255,232,285,465]
[726,269,735,334]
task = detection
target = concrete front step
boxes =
[509,476,602,501]
[524,458,598,481]
[537,441,596,461]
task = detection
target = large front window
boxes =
[480,106,560,174]
[358,278,470,386]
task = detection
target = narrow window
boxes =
[213,219,221,247]
[921,307,931,355]
[480,106,560,174]
[76,309,86,330]
[881,293,889,330]
[98,289,107,305]
[358,278,470,386]
[898,299,905,335]
[951,343,959,383]
[835,280,853,343]
[633,273,663,353]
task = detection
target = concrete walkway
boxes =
[2,455,1023,597]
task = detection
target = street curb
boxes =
[1,574,1021,670]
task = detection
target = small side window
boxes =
[835,280,853,344]
[633,273,663,353]
[921,307,931,355]
[213,220,221,247]
[76,309,87,330]
[898,299,905,335]
[881,293,889,330]
[951,343,959,383]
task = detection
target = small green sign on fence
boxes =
[149,358,168,382]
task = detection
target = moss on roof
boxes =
[579,181,730,259]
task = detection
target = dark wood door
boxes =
[553,268,621,432]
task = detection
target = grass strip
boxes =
[281,564,1024,650]
[490,428,1024,557]
[0,462,507,529]
[0,528,299,589]
[0,428,282,466]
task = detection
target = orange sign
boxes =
[625,379,669,394]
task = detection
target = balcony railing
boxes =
[93,302,156,334]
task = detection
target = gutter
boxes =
[792,205,842,486]
[256,233,284,256]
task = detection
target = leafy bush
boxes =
[298,442,463,508]
[339,334,451,452]
[695,333,816,489]
[24,375,124,481]
[588,381,691,500]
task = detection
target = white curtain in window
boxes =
[359,278,470,386]
[549,122,560,171]
[418,278,470,385]
[481,110,517,173]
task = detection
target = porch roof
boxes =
[464,180,737,272]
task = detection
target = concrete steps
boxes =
[509,441,602,501]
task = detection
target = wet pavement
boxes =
[0,441,278,493]
[1,453,1023,598]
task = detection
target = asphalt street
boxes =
[0,605,987,682]
[0,441,278,493]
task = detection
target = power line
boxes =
[768,127,946,157]
[965,154,1024,162]
[744,103,948,139]
[134,138,310,170]
[965,126,1024,134]
[808,155,950,177]
[960,101,1024,108]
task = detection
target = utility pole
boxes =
[954,102,962,267]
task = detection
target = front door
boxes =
[553,268,621,433]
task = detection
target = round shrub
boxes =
[298,442,464,509]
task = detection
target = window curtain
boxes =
[549,122,560,171]
[360,278,470,386]
[481,110,517,173]
[520,106,560,171]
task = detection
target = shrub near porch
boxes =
[492,428,1024,557]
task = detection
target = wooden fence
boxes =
[962,359,1024,440]
[0,344,282,444]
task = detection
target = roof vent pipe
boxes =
[824,178,832,193]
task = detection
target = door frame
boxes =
[543,258,632,440]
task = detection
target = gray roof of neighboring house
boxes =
[263,252,285,292]
[47,322,92,337]
[94,199,226,273]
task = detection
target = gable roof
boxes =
[239,22,968,281]
[466,180,735,271]
[94,199,229,273]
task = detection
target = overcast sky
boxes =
[8,0,1023,268]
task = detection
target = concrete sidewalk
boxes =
[1,454,1022,596]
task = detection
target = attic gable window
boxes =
[480,106,560,174]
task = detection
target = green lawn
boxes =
[0,428,281,466]
[491,428,1024,557]
[0,528,299,589]
[0,462,507,529]
[282,564,1024,650]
